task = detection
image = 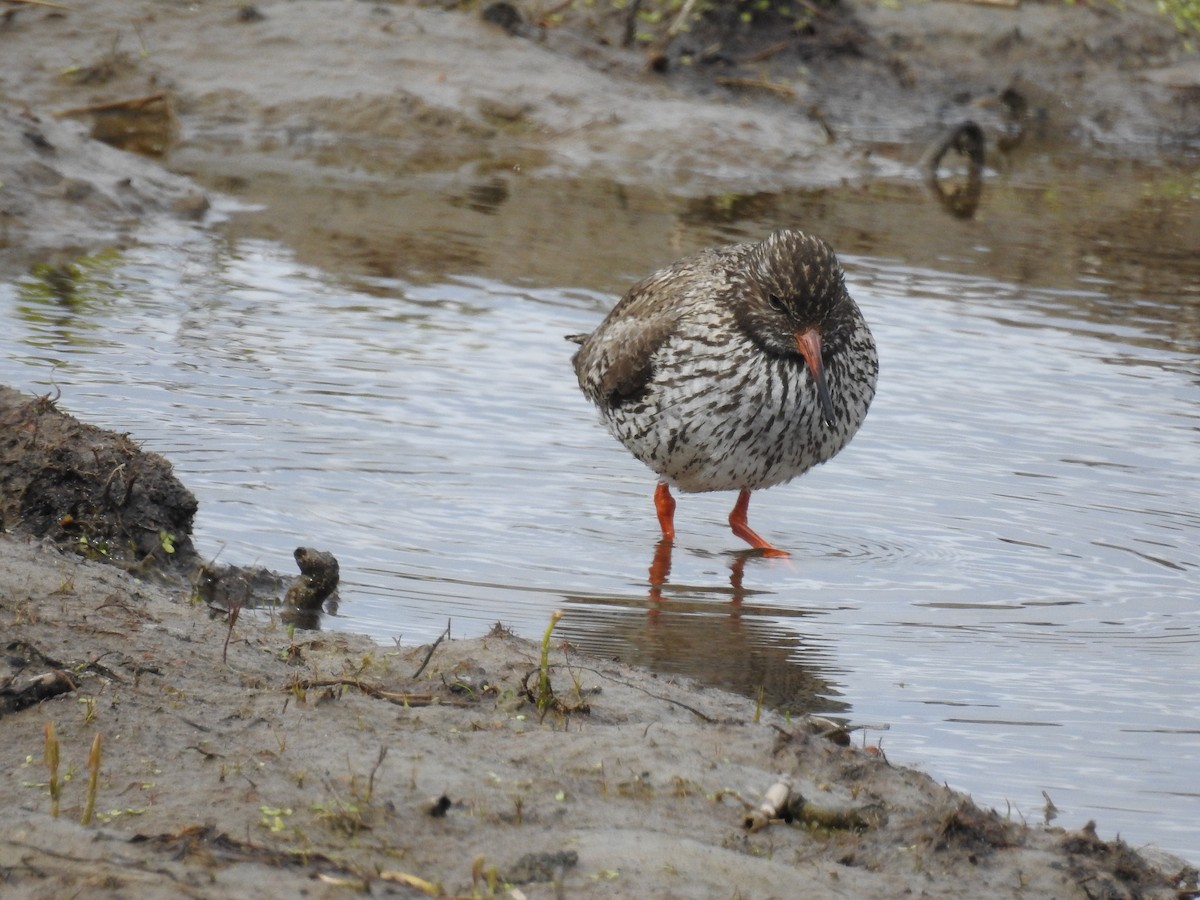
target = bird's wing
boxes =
[577,308,677,407]
[573,248,734,407]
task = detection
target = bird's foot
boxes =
[734,532,791,558]
[728,489,790,558]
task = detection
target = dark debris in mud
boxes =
[935,798,1020,855]
[1063,821,1200,900]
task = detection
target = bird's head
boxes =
[733,229,852,425]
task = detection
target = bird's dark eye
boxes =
[767,294,786,313]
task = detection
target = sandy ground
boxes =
[3,0,1200,896]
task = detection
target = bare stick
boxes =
[53,92,169,119]
[714,76,797,98]
[411,619,450,679]
[4,0,75,10]
[366,746,388,803]
[291,677,470,707]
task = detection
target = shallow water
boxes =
[3,152,1199,862]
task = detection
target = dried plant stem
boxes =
[4,0,74,9]
[44,721,61,818]
[222,602,241,666]
[82,733,103,825]
[537,610,564,714]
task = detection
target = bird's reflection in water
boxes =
[647,539,752,607]
[564,538,849,717]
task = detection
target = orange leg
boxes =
[654,481,676,541]
[728,489,789,558]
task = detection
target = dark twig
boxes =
[559,664,716,723]
[714,76,797,98]
[54,92,169,119]
[289,677,470,707]
[411,619,450,679]
[742,39,792,64]
[222,603,241,666]
[366,746,388,802]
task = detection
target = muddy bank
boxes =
[1,0,1196,302]
[0,386,341,625]
[0,384,199,575]
[2,0,1197,226]
[0,104,211,279]
[2,0,1196,296]
[28,1,1200,157]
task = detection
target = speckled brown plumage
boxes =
[571,228,877,555]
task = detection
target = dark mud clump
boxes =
[195,546,341,629]
[0,384,199,575]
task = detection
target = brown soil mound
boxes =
[0,384,199,575]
